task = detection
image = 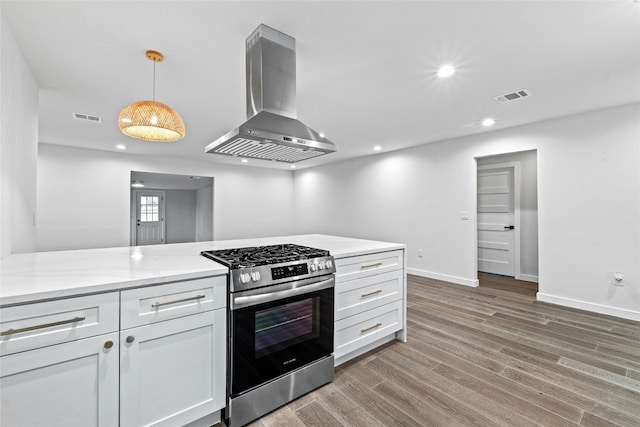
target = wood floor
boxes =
[237,274,640,427]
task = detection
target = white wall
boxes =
[164,190,196,244]
[195,186,213,242]
[0,15,39,257]
[293,103,640,320]
[477,150,538,281]
[37,144,294,251]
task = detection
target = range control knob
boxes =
[325,260,333,269]
[251,271,261,282]
[310,263,318,272]
[240,272,251,284]
[318,261,326,270]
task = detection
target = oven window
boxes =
[255,297,319,358]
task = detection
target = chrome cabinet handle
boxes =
[0,316,86,336]
[361,289,383,298]
[151,294,205,308]
[361,322,382,333]
[361,262,382,270]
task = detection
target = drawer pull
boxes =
[126,335,135,344]
[360,322,383,333]
[361,289,383,298]
[361,262,382,270]
[104,340,114,349]
[151,294,206,308]
[0,316,86,336]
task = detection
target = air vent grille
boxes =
[73,113,102,122]
[494,89,532,103]
[214,138,325,163]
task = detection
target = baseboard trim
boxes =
[536,293,640,322]
[519,274,539,283]
[407,268,479,287]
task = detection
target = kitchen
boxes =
[1,1,639,427]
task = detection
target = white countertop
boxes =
[0,234,404,306]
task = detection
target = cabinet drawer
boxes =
[334,300,403,359]
[335,270,403,320]
[0,293,119,356]
[121,276,226,329]
[335,250,403,283]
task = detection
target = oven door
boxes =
[229,276,334,397]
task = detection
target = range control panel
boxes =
[230,257,335,292]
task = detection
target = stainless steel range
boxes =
[201,244,335,427]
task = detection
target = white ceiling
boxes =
[3,1,639,170]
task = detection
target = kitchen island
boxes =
[0,234,406,427]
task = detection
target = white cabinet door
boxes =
[120,310,226,427]
[0,332,119,427]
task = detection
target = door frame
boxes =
[476,161,522,279]
[131,189,166,246]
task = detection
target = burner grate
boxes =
[201,244,329,269]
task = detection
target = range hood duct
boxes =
[205,24,336,163]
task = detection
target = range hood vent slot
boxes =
[206,24,336,163]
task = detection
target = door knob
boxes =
[504,225,515,230]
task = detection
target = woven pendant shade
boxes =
[118,100,185,142]
[118,50,185,142]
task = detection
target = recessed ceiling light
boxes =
[437,65,455,78]
[241,158,248,163]
[373,145,382,151]
[319,133,325,138]
[290,164,296,169]
[482,118,496,127]
[116,144,126,150]
[131,181,145,188]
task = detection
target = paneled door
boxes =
[134,190,165,245]
[477,167,515,276]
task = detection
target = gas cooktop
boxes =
[201,244,330,270]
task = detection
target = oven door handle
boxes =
[231,277,334,310]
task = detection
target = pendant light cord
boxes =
[152,61,156,101]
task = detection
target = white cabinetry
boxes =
[120,278,226,427]
[0,293,120,427]
[334,249,405,365]
[0,276,227,427]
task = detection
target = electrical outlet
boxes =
[417,249,423,258]
[460,211,469,220]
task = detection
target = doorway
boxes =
[130,171,214,246]
[477,164,518,277]
[133,190,165,245]
[476,150,538,285]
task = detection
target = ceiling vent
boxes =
[73,113,101,123]
[493,89,532,103]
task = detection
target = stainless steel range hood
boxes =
[205,24,336,163]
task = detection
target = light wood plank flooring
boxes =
[230,274,640,427]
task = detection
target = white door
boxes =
[119,311,226,427]
[135,190,165,245]
[0,333,120,427]
[477,167,515,276]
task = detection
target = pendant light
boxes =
[118,50,185,142]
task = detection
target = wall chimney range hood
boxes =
[205,24,336,163]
